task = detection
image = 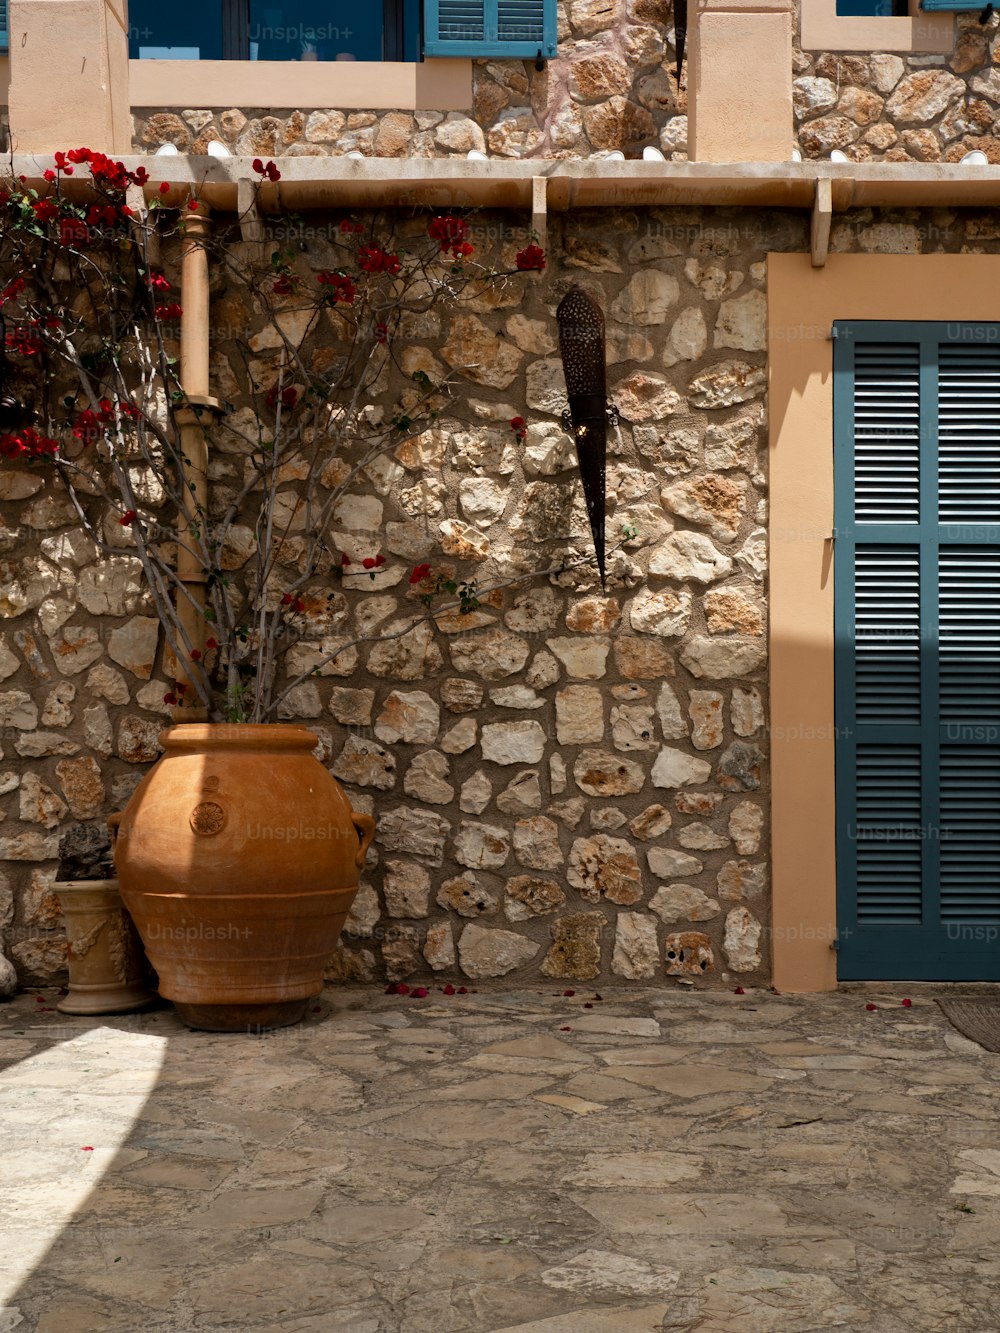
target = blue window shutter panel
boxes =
[0,0,8,52]
[424,0,556,57]
[920,0,982,10]
[834,320,1000,981]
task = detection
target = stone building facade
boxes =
[0,0,999,995]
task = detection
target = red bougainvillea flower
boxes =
[149,271,171,291]
[411,987,429,998]
[374,321,388,344]
[281,593,294,605]
[163,692,178,706]
[272,276,294,295]
[510,415,527,443]
[205,637,218,651]
[291,598,305,614]
[43,169,57,183]
[159,181,170,195]
[187,199,199,212]
[866,1003,878,1011]
[340,553,352,567]
[1,277,25,306]
[59,217,89,247]
[265,384,298,413]
[132,166,149,186]
[317,270,356,304]
[0,428,59,460]
[442,983,456,995]
[357,244,401,276]
[409,563,432,585]
[362,554,387,571]
[428,214,470,258]
[901,997,912,1007]
[515,244,546,272]
[119,510,137,526]
[252,158,281,182]
[31,198,59,223]
[190,649,202,662]
[154,303,183,321]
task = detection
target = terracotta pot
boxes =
[54,878,155,1016]
[112,724,375,1032]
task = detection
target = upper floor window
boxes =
[835,0,909,12]
[128,0,421,62]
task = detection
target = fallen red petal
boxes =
[442,984,455,995]
[563,989,575,997]
[396,984,411,995]
[901,998,912,1007]
[81,1146,94,1151]
[866,1003,878,1011]
[734,986,746,995]
[583,1002,593,1009]
[311,1006,321,1013]
[411,987,429,998]
[457,986,468,994]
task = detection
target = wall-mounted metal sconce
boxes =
[557,285,618,589]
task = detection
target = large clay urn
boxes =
[111,724,375,1032]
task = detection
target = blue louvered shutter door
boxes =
[424,0,556,57]
[0,1,8,52]
[834,322,1000,980]
[920,1,979,11]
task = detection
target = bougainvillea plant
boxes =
[0,148,599,722]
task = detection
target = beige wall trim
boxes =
[130,57,473,112]
[768,252,1000,991]
[799,0,953,54]
[689,0,795,163]
[811,177,831,267]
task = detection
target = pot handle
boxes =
[351,812,375,869]
[107,810,124,842]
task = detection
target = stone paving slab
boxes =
[0,984,999,1331]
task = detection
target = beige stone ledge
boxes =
[800,0,953,54]
[6,155,1000,212]
[129,58,473,112]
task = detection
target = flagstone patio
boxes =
[1,984,998,1332]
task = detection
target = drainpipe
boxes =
[173,206,220,724]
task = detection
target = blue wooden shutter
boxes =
[0,2,8,52]
[919,1,979,10]
[424,0,556,57]
[834,322,1000,980]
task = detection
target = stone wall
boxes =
[131,0,688,161]
[0,202,779,994]
[794,10,1000,162]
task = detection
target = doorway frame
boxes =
[767,252,1000,990]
